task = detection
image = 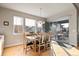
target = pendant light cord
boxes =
[40,8,42,17]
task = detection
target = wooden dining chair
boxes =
[36,33,46,55]
[23,32,33,54]
[45,33,51,50]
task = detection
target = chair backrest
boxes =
[45,33,51,43]
[36,32,51,45]
[37,33,46,44]
[24,32,32,44]
[41,34,46,43]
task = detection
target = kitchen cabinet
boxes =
[0,35,4,56]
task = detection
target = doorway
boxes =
[50,20,69,47]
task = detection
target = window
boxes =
[13,16,23,34]
[25,18,36,32]
[13,16,45,34]
[37,21,43,28]
[37,21,45,32]
[25,18,36,27]
[61,23,69,28]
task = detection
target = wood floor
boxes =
[3,45,52,56]
[3,41,79,56]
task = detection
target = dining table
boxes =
[24,32,51,55]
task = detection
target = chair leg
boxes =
[23,44,25,55]
[23,44,27,55]
[45,44,47,50]
[38,46,41,56]
[44,45,45,51]
[24,44,27,54]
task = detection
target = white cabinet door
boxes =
[0,35,4,56]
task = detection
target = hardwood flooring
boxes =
[3,41,79,56]
[3,45,51,56]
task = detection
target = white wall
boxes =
[77,10,79,45]
[0,7,46,48]
[47,7,77,46]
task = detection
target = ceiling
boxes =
[0,3,75,18]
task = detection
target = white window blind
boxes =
[25,18,36,32]
[14,16,23,25]
[25,18,36,27]
[13,16,23,34]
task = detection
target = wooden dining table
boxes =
[26,35,37,41]
[24,32,52,55]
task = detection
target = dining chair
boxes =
[36,33,46,55]
[45,33,51,50]
[23,32,33,54]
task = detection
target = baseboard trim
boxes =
[4,42,23,48]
